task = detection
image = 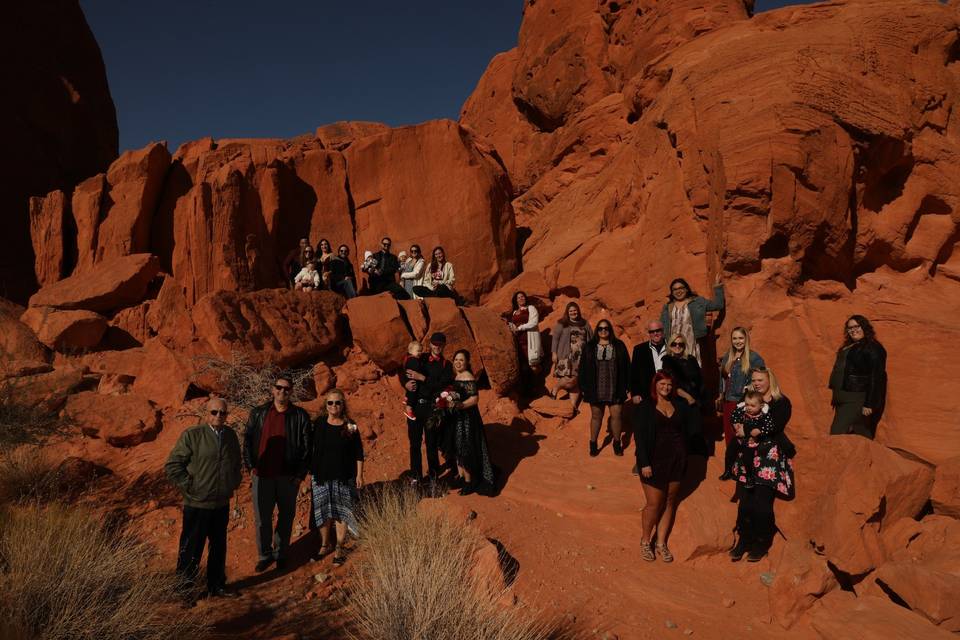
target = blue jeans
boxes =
[334,279,357,299]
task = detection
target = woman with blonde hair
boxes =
[310,389,364,566]
[717,327,765,480]
[660,333,703,408]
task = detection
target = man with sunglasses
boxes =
[165,397,242,599]
[629,321,667,404]
[243,374,312,572]
[367,236,405,298]
[404,332,455,485]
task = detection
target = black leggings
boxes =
[735,484,776,551]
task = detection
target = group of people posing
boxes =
[163,270,888,597]
[507,276,887,564]
[284,236,458,301]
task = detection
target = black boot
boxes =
[612,440,623,456]
[729,533,749,562]
[589,440,599,457]
[747,514,774,562]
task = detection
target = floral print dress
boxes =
[730,403,795,498]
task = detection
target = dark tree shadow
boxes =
[485,417,545,493]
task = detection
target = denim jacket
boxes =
[660,284,724,340]
[719,350,765,401]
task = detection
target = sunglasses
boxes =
[671,341,686,347]
[210,409,227,417]
[326,400,343,406]
[382,242,391,247]
[648,329,663,334]
[597,326,611,332]
[274,385,292,392]
[846,325,862,331]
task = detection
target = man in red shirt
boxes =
[243,374,312,572]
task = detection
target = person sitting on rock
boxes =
[367,236,406,298]
[399,244,426,299]
[164,397,242,600]
[294,259,321,292]
[412,246,456,300]
[329,245,358,298]
[283,237,310,287]
[317,238,334,289]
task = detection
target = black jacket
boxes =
[768,395,797,459]
[661,354,703,403]
[243,402,313,478]
[416,355,455,403]
[832,341,887,410]
[578,338,630,404]
[310,418,364,483]
[633,398,703,468]
[629,341,664,401]
[369,251,400,290]
[329,256,356,285]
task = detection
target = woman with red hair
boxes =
[634,371,702,563]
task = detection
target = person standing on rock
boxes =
[660,334,703,408]
[635,372,701,563]
[729,367,796,562]
[629,320,667,404]
[828,315,887,439]
[243,374,312,573]
[578,319,630,457]
[165,397,242,598]
[660,275,724,366]
[507,291,543,387]
[549,302,592,413]
[404,332,455,486]
[717,327,765,480]
[412,246,456,300]
[310,389,364,567]
[329,244,358,299]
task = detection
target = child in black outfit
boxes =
[731,390,775,489]
[403,341,424,420]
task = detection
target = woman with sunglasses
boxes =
[660,334,703,408]
[310,389,364,567]
[659,275,724,366]
[635,372,701,562]
[399,244,426,298]
[578,319,630,457]
[828,315,887,438]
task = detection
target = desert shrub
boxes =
[0,448,60,505]
[0,504,206,640]
[194,351,313,410]
[349,486,568,640]
[0,380,70,450]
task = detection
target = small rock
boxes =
[587,484,596,490]
[467,510,478,520]
[760,572,776,586]
[683,630,694,636]
[722,597,735,608]
[314,572,330,584]
[601,633,619,640]
[665,620,678,629]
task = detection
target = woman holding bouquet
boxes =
[450,349,496,496]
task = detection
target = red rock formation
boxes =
[932,457,960,518]
[0,299,49,368]
[29,253,160,313]
[20,307,107,352]
[0,0,117,302]
[344,294,413,372]
[768,541,839,630]
[65,391,161,447]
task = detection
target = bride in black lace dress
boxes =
[451,349,497,496]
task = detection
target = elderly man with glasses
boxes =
[242,374,312,572]
[165,397,242,599]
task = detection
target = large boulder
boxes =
[0,0,117,303]
[28,253,160,313]
[932,457,960,519]
[461,306,519,395]
[343,120,518,301]
[7,366,84,413]
[768,540,839,630]
[192,288,343,368]
[421,298,481,375]
[810,592,955,640]
[28,190,68,286]
[0,298,49,368]
[65,391,161,448]
[778,436,935,576]
[20,307,107,352]
[344,293,412,372]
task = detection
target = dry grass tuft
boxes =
[194,351,314,410]
[0,504,206,640]
[0,448,60,505]
[349,485,572,640]
[0,383,70,450]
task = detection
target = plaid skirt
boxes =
[312,478,358,536]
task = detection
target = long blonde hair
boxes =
[722,326,754,376]
[750,367,783,401]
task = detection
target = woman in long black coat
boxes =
[578,319,630,457]
[828,315,887,439]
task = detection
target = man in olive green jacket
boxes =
[165,397,242,598]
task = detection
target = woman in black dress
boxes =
[451,349,496,496]
[728,367,796,562]
[635,372,701,563]
[828,315,887,439]
[310,389,364,566]
[578,319,630,457]
[661,333,703,406]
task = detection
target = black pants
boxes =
[735,484,776,552]
[176,505,229,593]
[408,404,449,479]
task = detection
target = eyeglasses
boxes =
[671,286,687,292]
[326,400,343,406]
[671,342,686,347]
[648,329,663,334]
[274,385,292,393]
[382,242,391,247]
[209,409,227,417]
[597,326,611,332]
[846,324,862,331]
[339,249,348,254]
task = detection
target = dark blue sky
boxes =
[82,0,813,153]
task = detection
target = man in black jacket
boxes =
[368,237,404,297]
[404,332,455,484]
[243,374,312,572]
[329,245,358,298]
[630,321,667,404]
